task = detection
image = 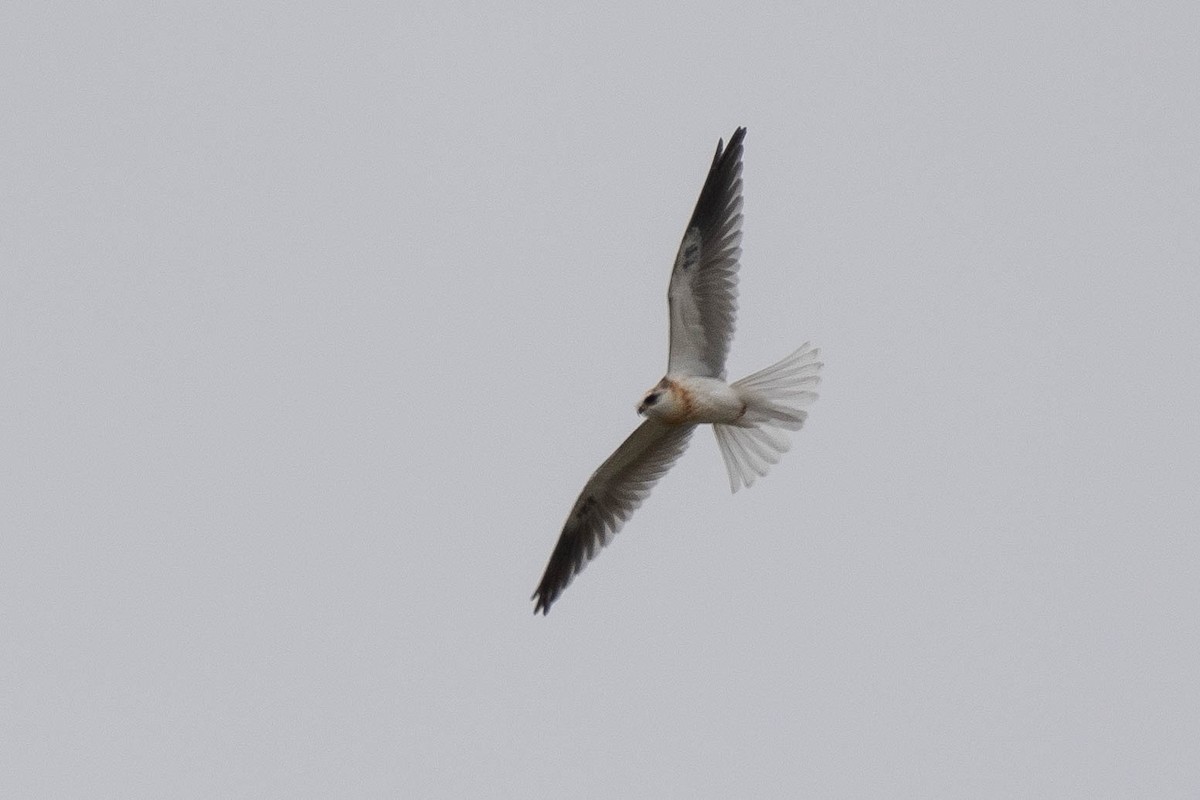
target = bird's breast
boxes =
[666,376,745,425]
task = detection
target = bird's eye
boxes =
[645,393,660,405]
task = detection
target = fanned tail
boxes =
[714,343,822,492]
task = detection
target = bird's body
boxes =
[532,128,822,615]
[639,375,745,426]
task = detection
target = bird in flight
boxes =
[532,127,822,615]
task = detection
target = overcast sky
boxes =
[4,2,1199,797]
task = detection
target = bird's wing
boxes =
[666,127,746,379]
[532,419,695,614]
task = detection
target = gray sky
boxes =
[4,2,1199,797]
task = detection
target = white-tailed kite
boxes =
[532,127,821,615]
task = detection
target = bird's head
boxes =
[637,379,684,420]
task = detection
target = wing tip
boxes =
[530,568,556,614]
[531,577,560,615]
[713,126,748,166]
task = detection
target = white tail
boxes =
[713,343,822,492]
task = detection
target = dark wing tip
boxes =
[710,127,747,168]
[531,568,561,615]
[531,519,586,616]
[531,568,564,615]
[685,126,747,238]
